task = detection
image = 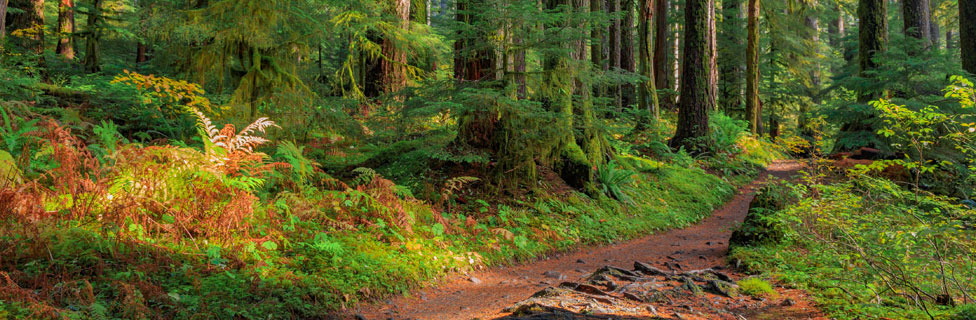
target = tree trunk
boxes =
[801,4,820,139]
[962,0,976,74]
[84,0,103,73]
[670,0,711,152]
[56,0,75,59]
[621,0,636,108]
[947,30,953,50]
[573,0,608,190]
[592,0,603,68]
[9,0,45,53]
[719,0,743,113]
[136,43,148,63]
[671,0,679,93]
[858,0,887,101]
[0,0,6,40]
[653,0,668,93]
[638,0,660,119]
[746,0,760,135]
[930,11,940,49]
[707,0,718,111]
[903,0,932,48]
[382,0,411,93]
[0,0,8,41]
[608,0,622,110]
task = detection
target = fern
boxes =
[276,141,319,185]
[351,167,377,186]
[596,161,636,205]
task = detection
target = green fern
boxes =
[596,161,637,205]
[276,141,319,185]
[351,167,377,186]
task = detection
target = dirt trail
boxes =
[354,161,807,320]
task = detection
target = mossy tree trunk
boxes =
[454,0,498,150]
[670,0,712,152]
[638,0,660,119]
[746,0,761,135]
[962,0,976,74]
[544,0,604,191]
[84,0,104,73]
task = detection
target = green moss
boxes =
[737,277,779,298]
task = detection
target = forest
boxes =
[0,0,975,318]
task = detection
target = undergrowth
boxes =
[0,74,786,319]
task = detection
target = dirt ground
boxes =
[350,161,821,320]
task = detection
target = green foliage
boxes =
[956,304,976,320]
[0,105,39,158]
[730,181,799,247]
[596,161,637,204]
[737,277,779,299]
[709,112,748,154]
[731,173,976,319]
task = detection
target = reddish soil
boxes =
[352,161,819,320]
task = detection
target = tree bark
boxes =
[671,0,679,92]
[930,8,940,49]
[707,0,718,111]
[56,0,75,59]
[608,0,622,110]
[638,0,659,118]
[746,0,760,135]
[0,0,8,40]
[858,0,887,101]
[947,30,953,50]
[670,0,711,152]
[84,0,104,73]
[903,0,932,48]
[382,0,411,93]
[621,0,636,108]
[653,0,668,92]
[136,43,148,63]
[592,0,603,68]
[962,0,976,74]
[801,3,820,138]
[719,0,743,113]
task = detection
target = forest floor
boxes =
[349,160,825,320]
